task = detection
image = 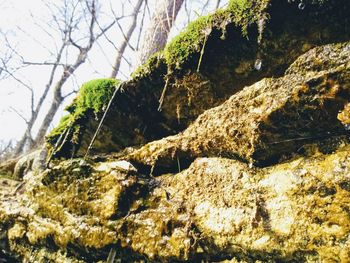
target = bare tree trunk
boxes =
[8,0,118,150]
[33,0,116,146]
[138,0,184,65]
[110,0,144,78]
[13,44,66,156]
[33,51,88,146]
[35,88,63,145]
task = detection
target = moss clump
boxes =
[67,78,120,116]
[164,13,219,69]
[46,115,71,145]
[131,52,165,79]
[162,0,270,70]
[139,0,337,72]
[46,78,120,149]
[228,0,269,32]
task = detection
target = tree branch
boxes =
[9,107,29,124]
[23,61,66,66]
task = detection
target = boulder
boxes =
[12,148,47,180]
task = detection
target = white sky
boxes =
[0,0,227,145]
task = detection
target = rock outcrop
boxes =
[2,141,350,261]
[128,42,350,172]
[47,0,350,158]
[1,0,350,262]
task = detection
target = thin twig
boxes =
[197,33,209,72]
[268,133,345,145]
[23,61,66,66]
[9,107,29,124]
[84,82,124,159]
[106,248,116,263]
[158,77,170,112]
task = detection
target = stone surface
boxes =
[2,144,350,261]
[47,0,350,158]
[13,148,47,180]
[128,42,350,171]
[2,1,350,262]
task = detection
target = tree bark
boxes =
[34,88,63,146]
[23,0,116,148]
[110,0,144,78]
[13,44,66,156]
[33,54,87,146]
[138,0,184,65]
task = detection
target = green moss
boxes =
[46,114,71,144]
[165,8,243,70]
[69,78,120,115]
[164,14,215,69]
[46,78,120,146]
[131,52,165,79]
[161,0,271,70]
[137,0,334,72]
[228,0,269,33]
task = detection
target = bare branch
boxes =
[23,61,66,66]
[1,65,33,92]
[62,89,77,99]
[184,0,191,24]
[87,0,96,45]
[95,19,118,40]
[201,0,210,15]
[9,107,29,124]
[116,20,136,51]
[110,0,144,78]
[136,0,147,51]
[15,26,55,57]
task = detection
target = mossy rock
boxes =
[48,0,350,159]
[127,41,350,171]
[47,77,171,159]
[5,2,350,261]
[120,0,350,133]
[46,78,120,158]
[4,140,350,261]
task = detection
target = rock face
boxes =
[2,0,350,262]
[47,0,350,158]
[3,142,350,262]
[128,42,350,171]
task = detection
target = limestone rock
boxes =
[128,41,350,170]
[47,0,350,158]
[2,144,350,261]
[2,1,350,262]
[12,148,47,180]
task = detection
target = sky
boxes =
[0,0,227,146]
